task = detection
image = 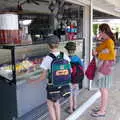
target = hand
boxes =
[92,49,97,56]
[39,70,47,81]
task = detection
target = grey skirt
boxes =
[92,74,112,88]
[92,58,113,88]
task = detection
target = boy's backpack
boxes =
[48,52,71,86]
[71,62,84,84]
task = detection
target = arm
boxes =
[97,40,115,60]
[39,56,51,80]
[96,41,106,53]
[39,68,47,81]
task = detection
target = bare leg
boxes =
[98,88,108,113]
[99,88,103,110]
[54,101,61,120]
[72,84,78,110]
[47,100,56,120]
[73,95,77,110]
[69,95,74,112]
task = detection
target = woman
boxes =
[92,23,116,117]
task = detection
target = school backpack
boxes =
[48,52,71,86]
[71,62,84,84]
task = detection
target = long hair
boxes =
[99,23,116,46]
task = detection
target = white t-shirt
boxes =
[40,51,70,70]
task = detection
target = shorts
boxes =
[70,84,79,96]
[60,85,71,98]
[46,85,61,102]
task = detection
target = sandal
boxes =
[73,108,76,111]
[65,107,73,114]
[92,108,100,112]
[91,112,105,117]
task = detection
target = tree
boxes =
[93,24,99,35]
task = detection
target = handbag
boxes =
[98,60,114,75]
[85,57,96,80]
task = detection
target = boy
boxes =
[65,41,84,113]
[40,35,70,120]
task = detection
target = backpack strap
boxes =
[48,53,57,85]
[60,52,64,58]
[48,53,57,60]
[48,52,64,59]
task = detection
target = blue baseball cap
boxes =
[46,34,59,44]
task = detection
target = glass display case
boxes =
[0,44,49,82]
[0,44,49,119]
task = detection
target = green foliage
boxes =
[93,24,99,35]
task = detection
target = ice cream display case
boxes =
[0,44,49,120]
[0,39,85,120]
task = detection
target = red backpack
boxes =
[71,62,84,84]
[85,57,96,80]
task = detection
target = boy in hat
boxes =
[39,35,70,120]
[65,41,84,113]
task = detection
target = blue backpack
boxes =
[48,52,71,86]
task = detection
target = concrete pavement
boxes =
[38,63,120,120]
[76,63,120,120]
